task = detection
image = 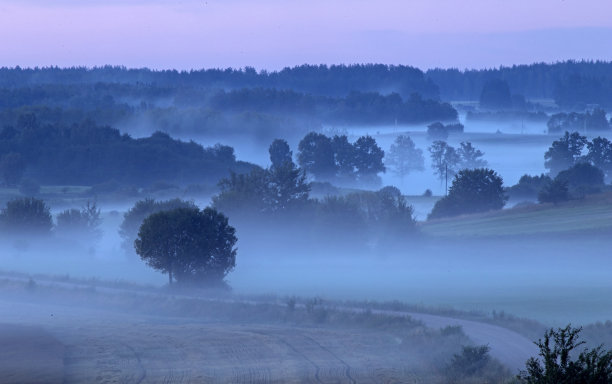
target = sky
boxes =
[1,0,612,71]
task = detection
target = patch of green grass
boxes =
[420,192,612,237]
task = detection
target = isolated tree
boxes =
[56,201,102,242]
[586,136,612,180]
[353,135,386,183]
[518,325,612,384]
[134,207,237,286]
[429,141,461,184]
[0,152,26,186]
[119,198,197,252]
[544,131,588,176]
[297,132,336,180]
[268,139,293,169]
[429,168,507,219]
[0,197,53,235]
[458,141,487,169]
[386,135,424,181]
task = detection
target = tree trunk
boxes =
[168,267,173,285]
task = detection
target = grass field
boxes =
[419,192,612,237]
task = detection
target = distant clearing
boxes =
[420,192,612,237]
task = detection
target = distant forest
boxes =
[1,61,611,189]
[2,61,611,107]
[427,60,612,106]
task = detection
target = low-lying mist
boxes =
[1,203,610,326]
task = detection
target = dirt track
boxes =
[0,290,537,383]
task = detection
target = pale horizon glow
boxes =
[2,0,612,70]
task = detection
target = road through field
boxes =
[0,276,539,383]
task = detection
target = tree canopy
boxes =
[134,207,237,286]
[429,168,507,219]
[544,131,588,176]
[518,325,612,383]
[0,197,53,235]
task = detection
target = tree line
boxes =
[0,113,252,187]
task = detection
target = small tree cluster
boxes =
[427,121,464,141]
[297,132,385,185]
[214,139,310,216]
[56,201,102,242]
[544,131,612,180]
[547,109,611,134]
[0,197,53,235]
[429,141,487,184]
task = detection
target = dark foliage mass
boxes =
[0,197,53,235]
[429,168,507,219]
[212,141,416,251]
[135,207,237,286]
[507,174,552,200]
[547,109,611,134]
[479,79,513,110]
[545,132,612,182]
[0,114,252,187]
[297,132,386,186]
[518,325,612,383]
[119,198,198,253]
[211,89,457,126]
[0,65,455,143]
[426,121,464,141]
[0,64,439,99]
[544,131,589,176]
[427,60,612,106]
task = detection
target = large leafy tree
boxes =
[297,132,336,180]
[353,135,385,183]
[518,325,612,384]
[134,207,237,286]
[0,197,53,235]
[544,131,588,176]
[429,168,507,219]
[586,136,612,181]
[386,135,424,181]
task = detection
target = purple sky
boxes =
[2,0,612,70]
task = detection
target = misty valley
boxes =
[1,63,612,383]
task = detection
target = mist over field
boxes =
[2,9,612,378]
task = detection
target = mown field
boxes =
[419,192,612,237]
